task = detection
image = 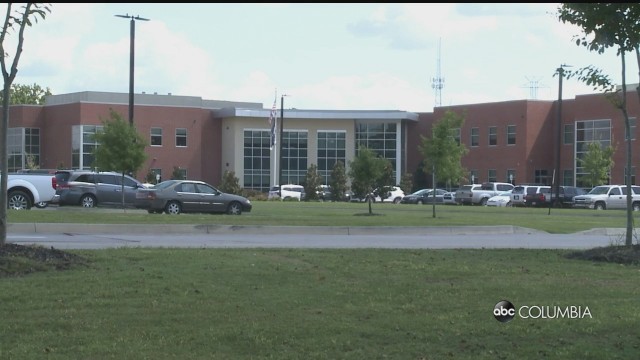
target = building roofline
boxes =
[213,107,419,121]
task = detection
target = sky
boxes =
[4,3,639,112]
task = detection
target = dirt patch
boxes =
[0,243,88,278]
[564,244,640,266]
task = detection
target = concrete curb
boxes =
[8,223,547,235]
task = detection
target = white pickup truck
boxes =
[4,170,57,210]
[572,185,640,211]
[455,182,514,206]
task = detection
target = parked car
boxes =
[510,185,543,207]
[442,191,457,205]
[523,186,551,207]
[52,170,145,208]
[525,185,588,208]
[135,179,252,215]
[268,184,306,201]
[316,185,332,201]
[486,190,513,207]
[400,188,447,204]
[573,185,640,210]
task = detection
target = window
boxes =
[151,168,162,183]
[243,130,271,191]
[563,124,574,144]
[535,169,550,185]
[506,169,515,184]
[176,128,187,147]
[317,131,346,185]
[488,169,497,182]
[626,117,636,141]
[562,169,573,186]
[575,119,611,185]
[7,127,40,172]
[282,130,308,185]
[355,122,397,179]
[488,126,497,146]
[470,169,479,184]
[151,127,162,146]
[452,128,461,145]
[507,125,516,145]
[625,166,636,185]
[72,125,103,170]
[471,128,479,147]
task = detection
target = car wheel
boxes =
[417,199,423,205]
[165,201,182,215]
[480,198,488,206]
[227,201,243,215]
[506,201,512,207]
[393,197,401,204]
[633,203,640,212]
[8,190,31,210]
[594,202,606,210]
[34,201,48,209]
[80,194,96,208]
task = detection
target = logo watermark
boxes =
[494,300,592,322]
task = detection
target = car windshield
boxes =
[588,186,611,195]
[155,180,179,190]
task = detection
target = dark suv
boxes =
[525,185,587,208]
[52,170,145,208]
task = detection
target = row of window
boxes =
[466,125,517,147]
[150,127,188,147]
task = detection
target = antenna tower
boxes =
[522,76,547,99]
[431,38,444,107]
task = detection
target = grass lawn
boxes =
[1,247,639,359]
[9,201,640,234]
[2,202,639,359]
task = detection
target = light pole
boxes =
[278,94,290,198]
[553,64,570,207]
[115,14,149,126]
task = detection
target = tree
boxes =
[578,142,615,188]
[419,110,468,217]
[400,173,414,195]
[348,146,388,215]
[93,109,148,208]
[329,160,347,202]
[303,164,322,201]
[219,170,242,195]
[374,160,395,201]
[0,82,51,104]
[557,3,640,246]
[0,3,51,245]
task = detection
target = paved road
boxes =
[7,224,632,250]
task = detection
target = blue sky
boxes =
[5,3,638,112]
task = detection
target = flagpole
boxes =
[271,89,278,187]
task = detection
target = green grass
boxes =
[0,248,638,359]
[10,201,640,234]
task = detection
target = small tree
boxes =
[303,164,322,201]
[330,160,348,202]
[0,3,51,245]
[419,110,468,218]
[348,146,387,214]
[557,3,640,246]
[219,170,242,195]
[93,109,148,208]
[578,141,615,188]
[374,160,395,201]
[400,173,414,194]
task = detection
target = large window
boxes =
[506,169,516,184]
[470,169,479,184]
[507,125,516,145]
[151,127,162,146]
[282,130,308,185]
[471,127,479,147]
[317,131,346,185]
[7,127,40,172]
[535,169,551,185]
[626,117,636,141]
[72,125,103,170]
[488,126,497,146]
[243,130,271,192]
[575,119,611,187]
[176,128,187,147]
[564,124,574,144]
[355,122,398,181]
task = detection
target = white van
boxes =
[268,184,305,201]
